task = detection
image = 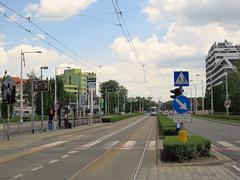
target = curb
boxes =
[193,117,240,126]
[157,140,232,167]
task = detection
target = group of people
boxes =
[48,109,72,130]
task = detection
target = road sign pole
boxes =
[31,79,35,134]
[7,104,10,141]
[226,71,229,116]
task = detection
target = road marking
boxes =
[61,154,69,159]
[68,150,78,154]
[76,140,101,150]
[12,173,23,179]
[232,165,240,173]
[68,135,86,141]
[31,141,67,150]
[103,141,119,149]
[148,140,156,150]
[31,166,43,171]
[235,141,240,144]
[215,141,240,151]
[120,141,136,150]
[211,144,216,148]
[48,160,58,164]
[217,141,235,147]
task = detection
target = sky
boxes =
[1,0,240,101]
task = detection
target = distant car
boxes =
[150,107,157,116]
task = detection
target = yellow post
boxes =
[179,130,188,142]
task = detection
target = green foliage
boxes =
[163,135,211,162]
[101,112,144,123]
[158,113,177,136]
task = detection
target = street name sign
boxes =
[174,71,189,86]
[172,95,190,114]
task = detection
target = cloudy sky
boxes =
[1,0,240,101]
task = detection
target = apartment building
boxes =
[206,40,240,91]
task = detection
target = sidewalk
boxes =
[137,163,240,180]
[137,140,240,180]
[0,122,105,164]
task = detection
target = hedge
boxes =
[158,113,177,136]
[101,112,144,123]
[163,135,211,162]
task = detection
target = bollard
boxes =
[179,130,188,142]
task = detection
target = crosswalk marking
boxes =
[68,150,78,154]
[31,166,42,171]
[148,140,156,150]
[31,141,67,150]
[76,140,101,150]
[215,141,240,151]
[217,141,235,147]
[120,141,136,150]
[103,141,119,149]
[235,141,240,144]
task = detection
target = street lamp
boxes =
[54,66,70,123]
[40,66,48,132]
[20,50,42,135]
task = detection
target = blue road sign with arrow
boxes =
[172,95,190,114]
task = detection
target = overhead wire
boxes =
[112,0,152,97]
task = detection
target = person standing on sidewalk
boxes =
[48,109,54,130]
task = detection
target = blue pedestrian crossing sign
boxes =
[172,95,190,114]
[174,71,189,86]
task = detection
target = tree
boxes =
[99,80,128,114]
[228,61,240,114]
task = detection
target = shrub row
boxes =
[101,112,145,123]
[163,135,211,162]
[158,113,177,136]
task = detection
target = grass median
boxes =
[159,113,212,162]
[101,112,145,123]
[193,114,240,124]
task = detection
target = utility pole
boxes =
[117,91,120,114]
[225,70,229,115]
[105,89,107,115]
[31,79,34,134]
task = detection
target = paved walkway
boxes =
[137,164,240,180]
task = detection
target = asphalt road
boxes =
[184,117,240,175]
[0,115,158,180]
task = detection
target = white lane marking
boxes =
[217,141,235,147]
[48,160,58,164]
[120,141,136,150]
[148,140,156,150]
[103,141,119,149]
[211,144,216,148]
[12,173,23,179]
[232,165,240,173]
[31,166,43,171]
[68,150,78,154]
[75,116,148,150]
[235,140,240,144]
[61,154,69,159]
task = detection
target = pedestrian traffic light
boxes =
[170,88,182,99]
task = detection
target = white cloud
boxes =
[25,0,97,21]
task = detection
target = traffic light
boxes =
[170,88,182,99]
[6,86,16,104]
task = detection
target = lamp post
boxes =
[54,66,70,124]
[20,50,42,135]
[40,66,48,132]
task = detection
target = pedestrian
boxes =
[48,109,54,130]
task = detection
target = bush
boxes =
[101,112,144,123]
[163,135,211,162]
[101,116,111,123]
[158,113,177,136]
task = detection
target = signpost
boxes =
[2,75,16,141]
[172,71,191,125]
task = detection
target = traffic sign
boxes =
[173,114,192,123]
[172,95,190,114]
[33,80,49,92]
[3,76,16,104]
[224,100,231,108]
[174,71,189,86]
